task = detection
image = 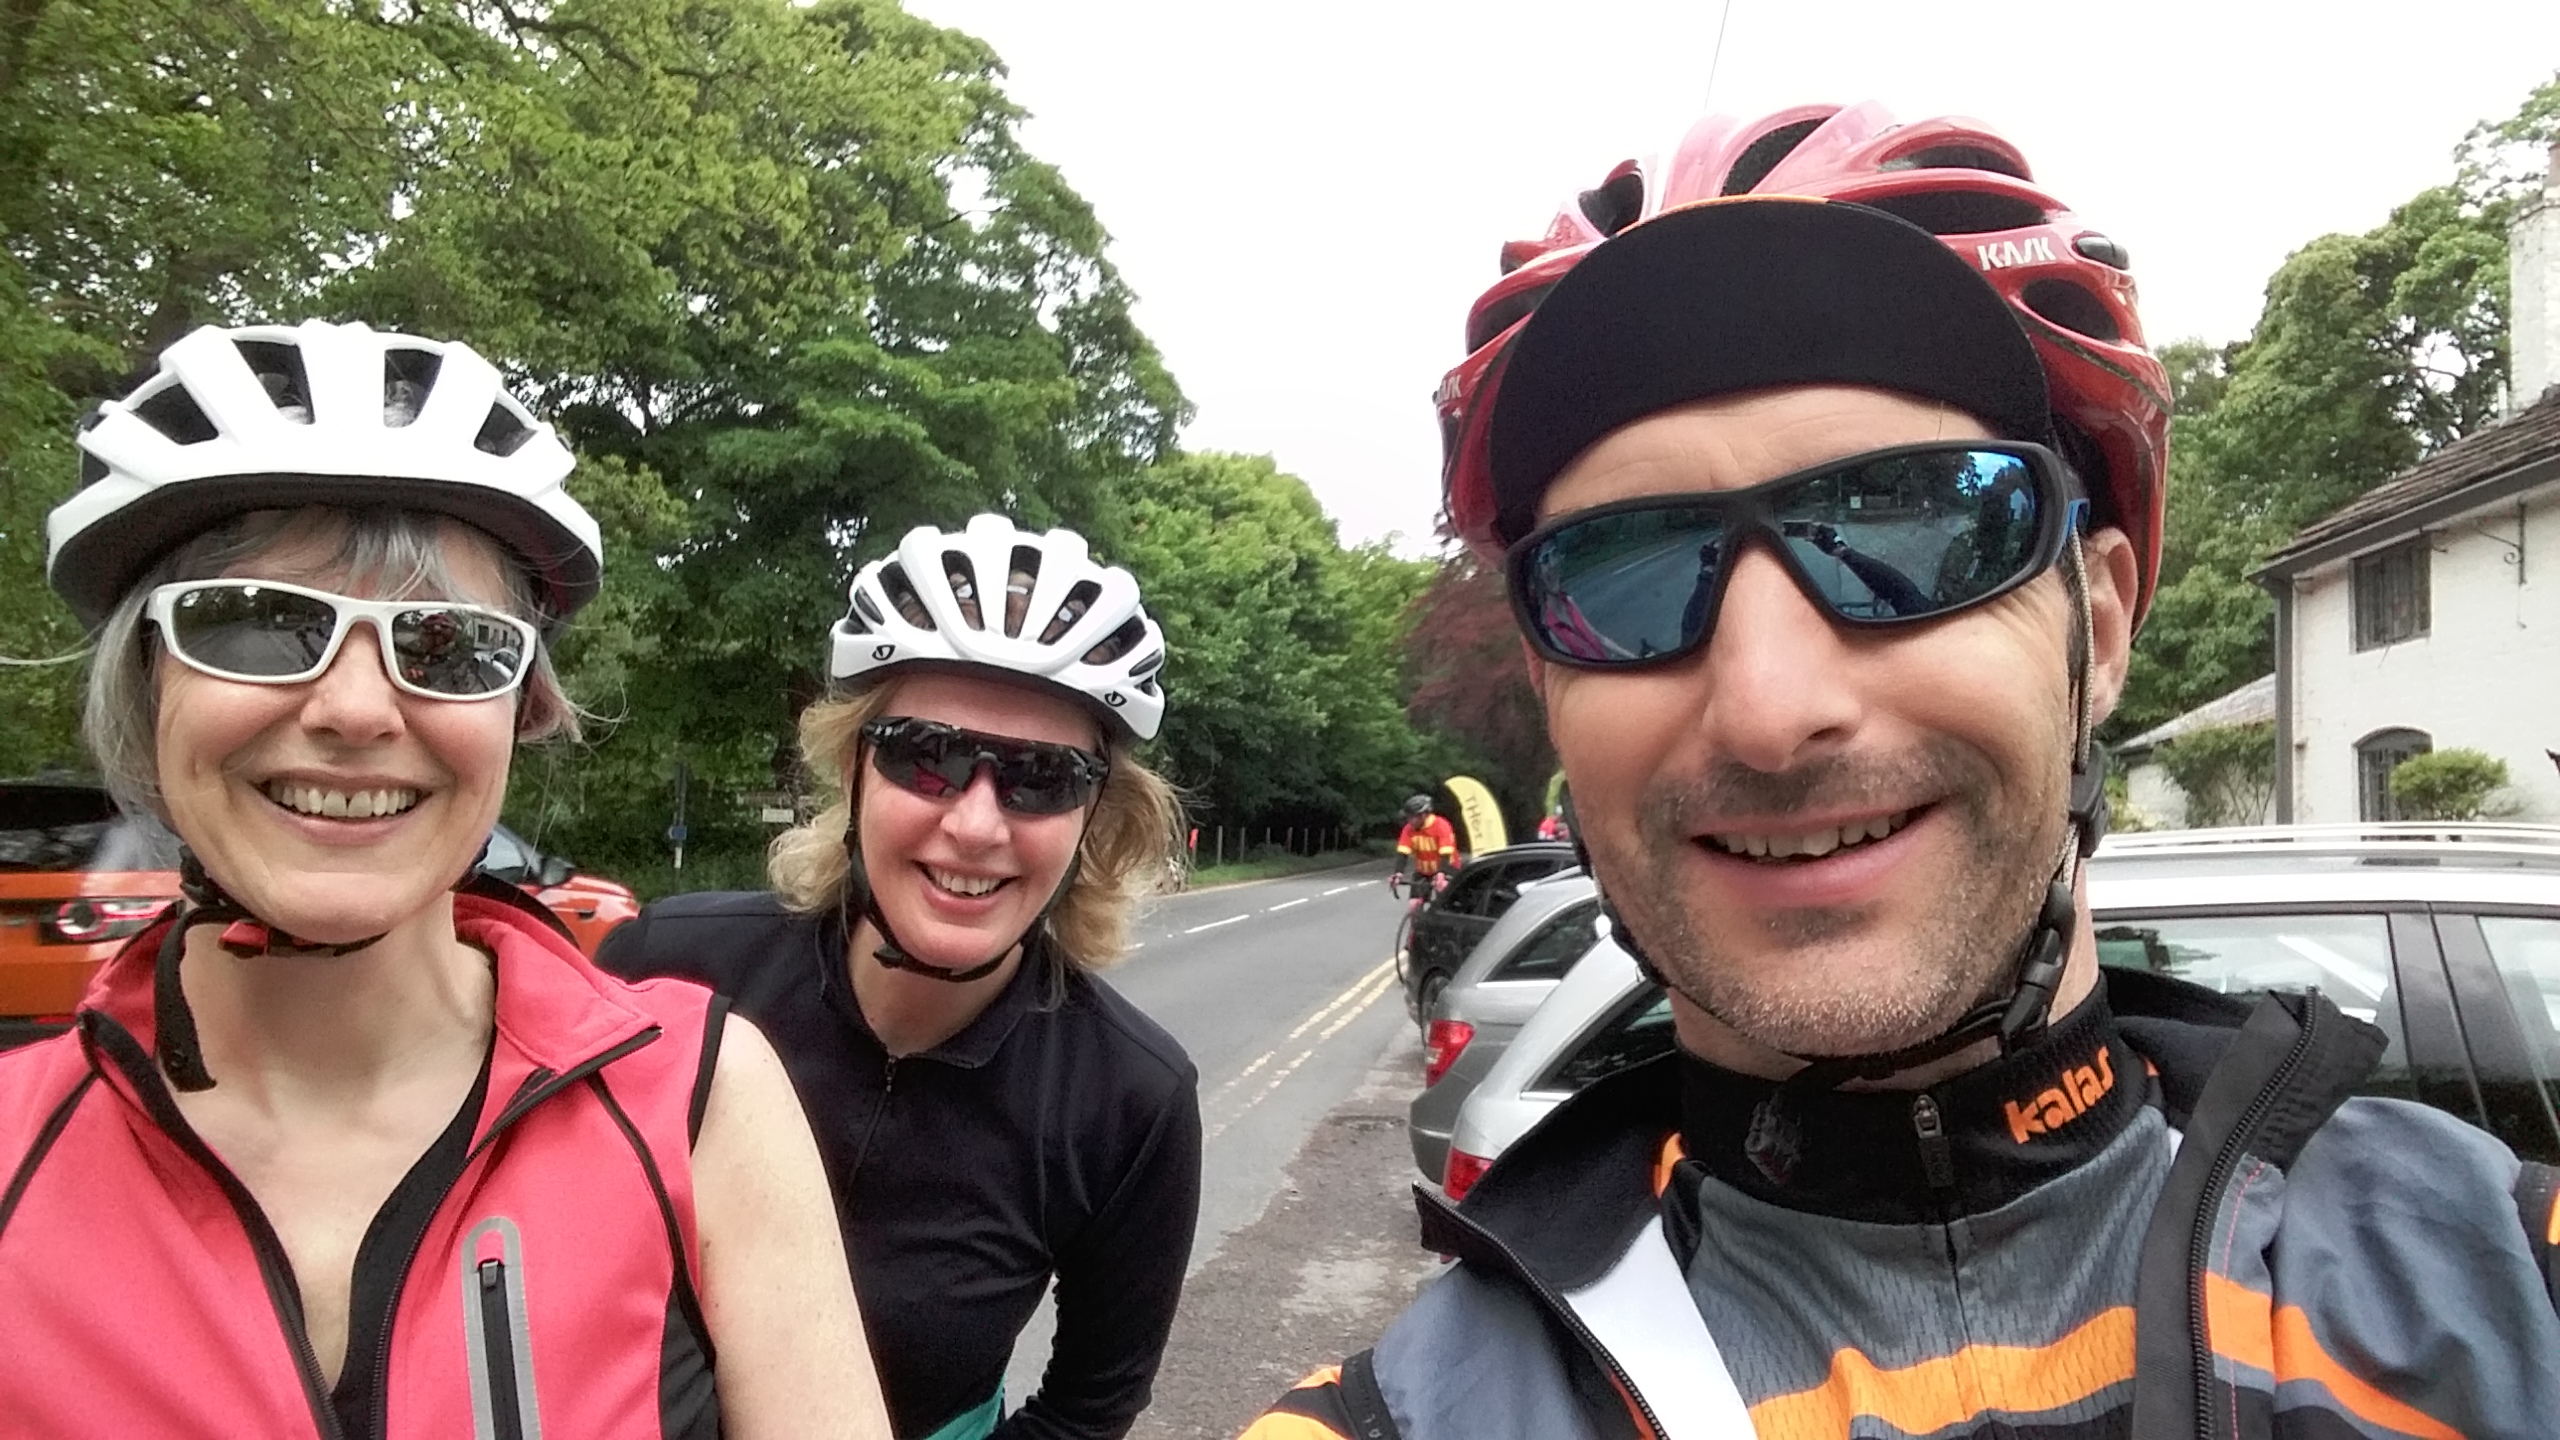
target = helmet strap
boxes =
[156,847,473,1093]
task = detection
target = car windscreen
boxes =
[1538,984,1674,1094]
[1489,900,1604,982]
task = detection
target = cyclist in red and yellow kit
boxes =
[1394,795,1460,895]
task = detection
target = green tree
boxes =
[1116,451,1435,834]
[2389,748,2513,821]
[2152,721,2275,828]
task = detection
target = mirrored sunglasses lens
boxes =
[872,730,971,798]
[391,607,529,696]
[991,751,1092,815]
[167,585,337,678]
[1777,450,2044,621]
[1521,506,1726,664]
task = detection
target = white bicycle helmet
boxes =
[47,319,602,628]
[830,514,1166,742]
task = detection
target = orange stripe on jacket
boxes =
[2203,1274,2461,1440]
[1746,1307,2134,1440]
[2546,1189,2559,1248]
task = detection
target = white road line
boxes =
[1184,914,1249,935]
[1321,885,1355,896]
[1205,969,1399,1141]
[1264,897,1309,913]
[1286,957,1397,1041]
[1203,956,1396,1107]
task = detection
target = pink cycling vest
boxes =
[0,893,722,1439]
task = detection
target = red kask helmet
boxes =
[1438,102,2173,626]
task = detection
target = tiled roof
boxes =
[2119,674,2276,754]
[2261,386,2560,570]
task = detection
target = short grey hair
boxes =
[84,506,580,820]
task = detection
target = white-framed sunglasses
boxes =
[146,578,538,701]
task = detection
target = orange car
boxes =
[1,781,639,1048]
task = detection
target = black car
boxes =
[1398,840,1581,1022]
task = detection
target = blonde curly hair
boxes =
[766,680,1185,968]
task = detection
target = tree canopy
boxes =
[0,0,1460,883]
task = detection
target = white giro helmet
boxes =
[831,514,1167,742]
[47,319,602,629]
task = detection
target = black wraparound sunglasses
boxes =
[1505,441,2085,670]
[861,717,1110,816]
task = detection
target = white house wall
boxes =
[2288,487,2560,821]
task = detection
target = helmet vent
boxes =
[838,607,871,636]
[1003,546,1042,637]
[852,587,885,627]
[237,341,314,424]
[383,348,443,427]
[1857,191,2045,237]
[1466,279,1558,356]
[2022,279,2123,343]
[1040,580,1101,645]
[1129,649,1164,679]
[943,550,985,630]
[1135,674,1160,698]
[473,401,535,457]
[78,450,108,487]
[1083,616,1146,668]
[1720,119,1824,195]
[1576,171,1645,238]
[129,379,220,445]
[1881,144,2029,181]
[880,563,936,630]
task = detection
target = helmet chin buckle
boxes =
[1996,880,2078,1052]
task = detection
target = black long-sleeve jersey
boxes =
[595,892,1201,1440]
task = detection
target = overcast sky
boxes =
[904,0,2560,553]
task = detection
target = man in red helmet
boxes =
[1246,110,2559,1440]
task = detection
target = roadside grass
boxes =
[1182,841,1392,890]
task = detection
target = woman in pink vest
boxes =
[0,320,890,1439]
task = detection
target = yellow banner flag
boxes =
[1444,776,1507,855]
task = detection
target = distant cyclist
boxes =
[598,515,1200,1440]
[1393,795,1460,896]
[1247,103,2560,1440]
[0,320,884,1438]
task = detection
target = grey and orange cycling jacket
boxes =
[1247,970,2560,1440]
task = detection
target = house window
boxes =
[2356,728,2432,821]
[2350,538,2430,650]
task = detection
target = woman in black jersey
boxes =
[598,514,1198,1440]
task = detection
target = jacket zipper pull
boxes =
[1912,1094,1957,1191]
[882,1056,897,1096]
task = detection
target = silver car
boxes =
[1406,872,1599,1181]
[1440,823,2560,1198]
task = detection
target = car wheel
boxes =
[1416,970,1449,1036]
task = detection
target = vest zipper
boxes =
[1910,1095,1957,1190]
[476,1258,529,1440]
[1416,1192,1668,1440]
[2183,1000,2320,1440]
[847,1056,899,1181]
[367,1028,662,1438]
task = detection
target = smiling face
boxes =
[153,518,523,947]
[851,671,1103,973]
[1528,385,2134,1065]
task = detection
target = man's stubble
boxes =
[1608,736,2063,1058]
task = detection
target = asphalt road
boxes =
[1002,860,1435,1428]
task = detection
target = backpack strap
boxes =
[2517,1159,2560,1314]
[1337,1349,1403,1440]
